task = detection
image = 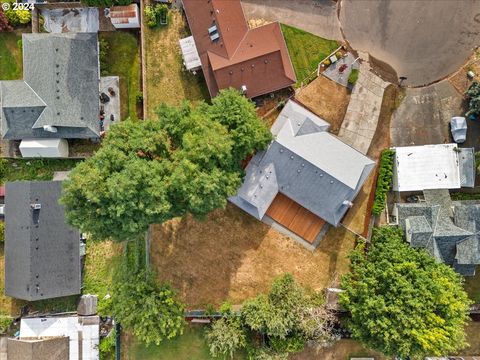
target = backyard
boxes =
[99,31,141,121]
[150,204,356,308]
[281,24,339,87]
[0,31,23,81]
[143,9,209,119]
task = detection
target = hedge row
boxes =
[372,149,395,215]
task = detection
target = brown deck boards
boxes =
[266,193,325,243]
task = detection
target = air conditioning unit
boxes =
[43,125,58,133]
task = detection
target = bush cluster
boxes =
[372,149,395,215]
[466,81,480,118]
[348,68,359,85]
[144,4,167,28]
[2,0,31,27]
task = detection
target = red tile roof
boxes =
[182,0,296,98]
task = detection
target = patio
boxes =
[322,52,359,88]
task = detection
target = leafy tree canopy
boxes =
[0,9,12,31]
[111,266,185,345]
[340,226,472,359]
[61,89,271,241]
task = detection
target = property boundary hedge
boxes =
[372,149,395,215]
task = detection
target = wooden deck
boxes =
[265,193,326,243]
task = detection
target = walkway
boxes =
[338,63,389,154]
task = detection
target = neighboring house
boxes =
[392,144,475,192]
[17,315,100,360]
[108,4,140,29]
[4,181,81,301]
[7,336,69,360]
[394,189,480,276]
[230,100,375,248]
[0,33,100,157]
[181,0,296,98]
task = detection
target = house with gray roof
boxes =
[0,33,100,147]
[4,181,81,301]
[230,100,375,248]
[394,189,480,276]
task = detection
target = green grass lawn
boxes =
[127,324,246,360]
[0,32,22,80]
[0,158,81,185]
[99,32,141,121]
[280,24,339,87]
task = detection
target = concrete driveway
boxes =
[340,0,480,86]
[390,80,464,147]
[241,0,342,41]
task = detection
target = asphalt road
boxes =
[390,80,464,147]
[340,0,480,86]
[241,0,342,41]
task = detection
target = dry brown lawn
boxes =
[143,10,209,119]
[150,204,356,308]
[295,76,350,134]
[291,339,387,360]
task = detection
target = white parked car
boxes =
[450,116,467,143]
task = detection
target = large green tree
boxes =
[61,89,271,241]
[340,226,472,359]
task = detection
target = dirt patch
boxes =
[449,52,480,96]
[295,76,350,134]
[368,54,398,84]
[247,18,271,29]
[150,204,356,308]
[291,339,387,360]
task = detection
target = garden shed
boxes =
[179,36,201,71]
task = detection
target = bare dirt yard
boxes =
[291,339,387,360]
[295,76,350,134]
[150,204,356,308]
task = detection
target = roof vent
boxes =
[43,125,58,133]
[31,203,41,210]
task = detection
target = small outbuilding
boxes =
[7,336,69,360]
[179,35,201,71]
[19,139,69,158]
[108,4,140,29]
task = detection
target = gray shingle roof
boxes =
[230,100,375,226]
[0,33,100,140]
[395,190,480,276]
[4,181,81,301]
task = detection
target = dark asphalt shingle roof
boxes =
[396,191,480,276]
[0,33,100,140]
[4,181,81,301]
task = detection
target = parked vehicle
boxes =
[450,116,467,143]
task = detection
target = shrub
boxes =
[0,313,12,334]
[3,0,31,27]
[135,92,143,103]
[144,4,168,28]
[99,330,116,360]
[372,149,395,215]
[348,68,359,85]
[206,317,247,359]
[0,9,13,32]
[323,59,331,66]
[335,51,342,58]
[0,222,4,243]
